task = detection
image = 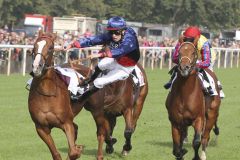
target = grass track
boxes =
[0,68,239,160]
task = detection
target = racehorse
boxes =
[28,31,83,160]
[68,60,148,159]
[28,31,148,160]
[165,40,221,160]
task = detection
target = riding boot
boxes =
[80,85,99,100]
[200,69,214,95]
[29,71,34,77]
[164,67,177,89]
[79,66,102,86]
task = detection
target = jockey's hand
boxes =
[63,43,73,51]
[89,54,101,59]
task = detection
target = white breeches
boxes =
[93,57,135,88]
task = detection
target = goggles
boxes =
[109,30,122,36]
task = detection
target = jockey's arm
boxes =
[197,42,211,68]
[71,33,112,48]
[172,42,180,64]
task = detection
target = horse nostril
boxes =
[185,65,190,70]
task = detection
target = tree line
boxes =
[0,0,239,31]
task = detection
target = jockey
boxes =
[164,26,225,97]
[65,16,140,100]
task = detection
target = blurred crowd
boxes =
[0,27,240,74]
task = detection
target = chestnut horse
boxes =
[28,31,148,160]
[28,31,83,160]
[69,61,148,159]
[165,41,221,160]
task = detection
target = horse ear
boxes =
[179,35,184,43]
[38,30,43,37]
[52,32,57,41]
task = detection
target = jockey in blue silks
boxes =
[65,16,140,100]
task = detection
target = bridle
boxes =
[32,35,55,76]
[178,42,198,75]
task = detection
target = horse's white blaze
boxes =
[201,151,207,160]
[33,54,41,71]
[37,40,46,54]
[33,40,46,71]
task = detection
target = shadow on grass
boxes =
[58,146,126,159]
[146,140,192,148]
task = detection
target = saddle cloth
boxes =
[55,67,87,95]
[26,67,88,95]
[171,71,218,96]
[132,65,145,87]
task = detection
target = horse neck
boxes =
[176,72,200,91]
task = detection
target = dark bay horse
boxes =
[165,41,221,160]
[68,61,148,159]
[28,31,83,160]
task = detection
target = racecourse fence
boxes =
[0,44,239,76]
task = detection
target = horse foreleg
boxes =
[201,109,219,160]
[35,125,62,160]
[63,122,81,160]
[192,117,204,160]
[122,108,134,156]
[132,87,147,130]
[172,125,187,160]
[73,122,78,142]
[93,114,111,160]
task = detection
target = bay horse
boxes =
[28,31,83,160]
[165,40,221,160]
[68,60,148,159]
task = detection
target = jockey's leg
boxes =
[164,66,177,89]
[217,80,225,98]
[79,66,102,86]
[79,58,115,87]
[199,69,214,95]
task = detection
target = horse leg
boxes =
[172,125,187,160]
[192,117,204,160]
[122,108,134,156]
[183,127,189,144]
[201,109,219,160]
[63,122,81,160]
[92,113,111,160]
[132,86,147,130]
[105,114,117,154]
[35,125,62,160]
[73,122,78,142]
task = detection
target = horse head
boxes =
[32,30,57,77]
[177,38,198,77]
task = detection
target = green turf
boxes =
[0,68,239,160]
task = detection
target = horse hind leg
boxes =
[122,108,135,156]
[35,125,62,160]
[105,114,117,154]
[63,122,81,160]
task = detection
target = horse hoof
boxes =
[122,150,130,156]
[105,145,114,154]
[111,137,117,144]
